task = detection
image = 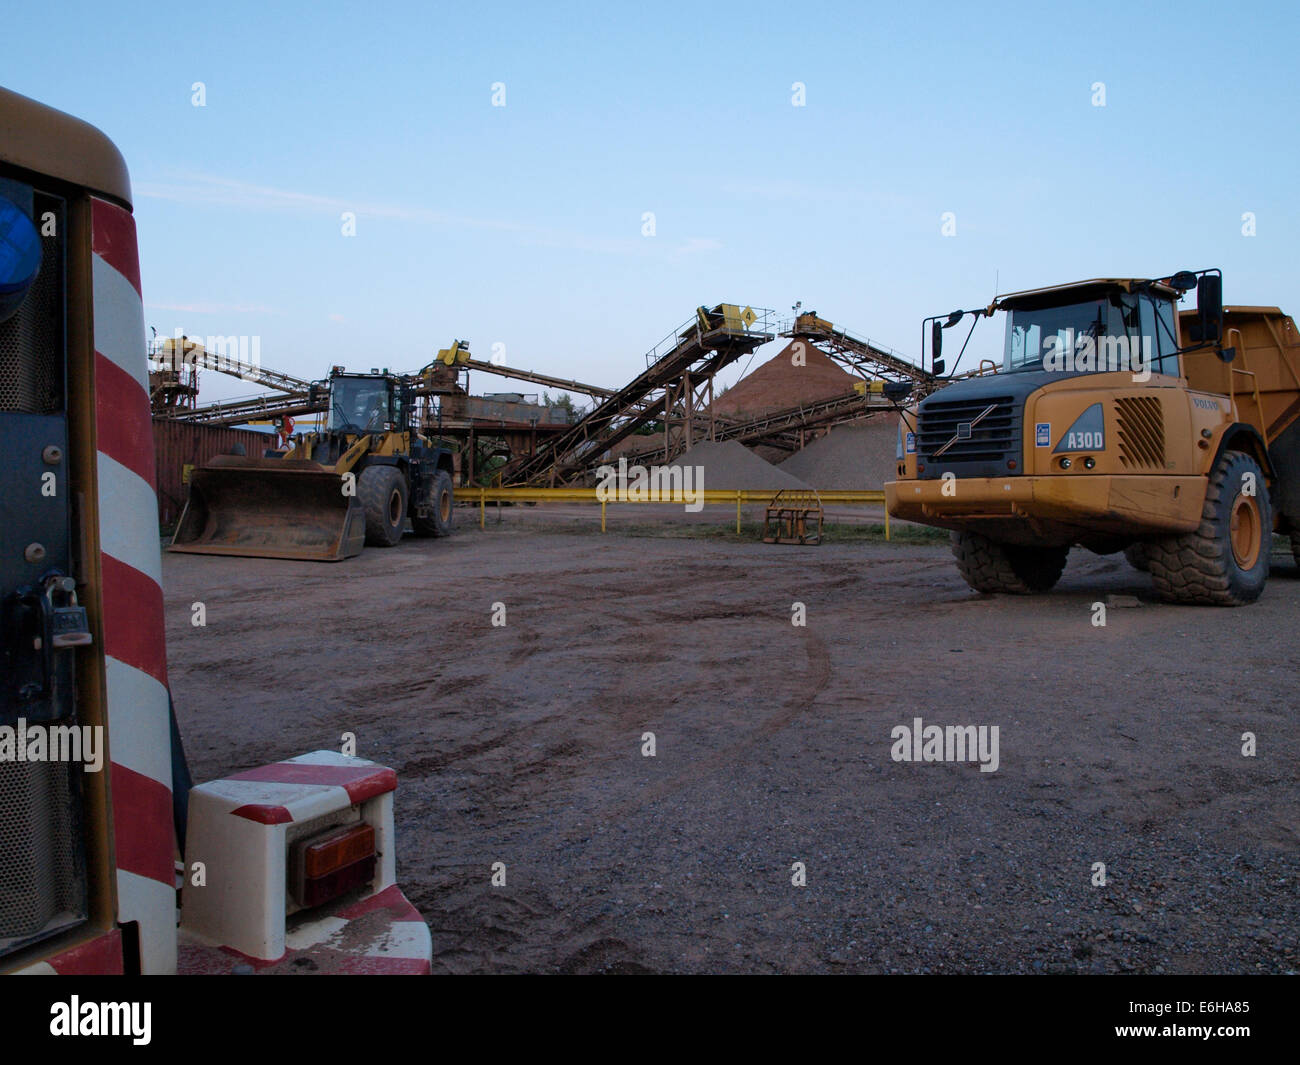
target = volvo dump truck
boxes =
[886,269,1300,606]
[170,366,456,561]
[1,86,430,974]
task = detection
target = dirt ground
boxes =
[162,508,1300,974]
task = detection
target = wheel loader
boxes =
[886,269,1300,605]
[170,367,457,560]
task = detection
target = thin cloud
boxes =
[145,300,279,314]
[674,237,724,256]
[137,171,646,255]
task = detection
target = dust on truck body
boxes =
[0,86,430,974]
[886,270,1300,605]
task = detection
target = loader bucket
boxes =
[169,456,366,562]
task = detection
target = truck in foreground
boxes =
[0,85,430,974]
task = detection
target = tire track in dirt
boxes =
[584,628,833,827]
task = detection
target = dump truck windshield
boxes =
[329,378,390,431]
[1004,296,1144,375]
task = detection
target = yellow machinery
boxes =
[887,270,1300,605]
[171,368,456,561]
[762,490,825,545]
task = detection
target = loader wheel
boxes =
[950,530,1069,594]
[1123,543,1151,572]
[411,471,454,538]
[1145,449,1270,606]
[359,465,407,547]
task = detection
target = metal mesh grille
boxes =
[0,194,64,414]
[1116,396,1166,469]
[917,395,1017,463]
[0,758,86,952]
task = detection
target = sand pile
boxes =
[711,342,859,418]
[777,416,900,489]
[676,439,812,492]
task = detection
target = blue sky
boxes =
[10,1,1299,405]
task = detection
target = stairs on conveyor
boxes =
[501,303,776,485]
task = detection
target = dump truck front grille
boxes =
[1115,396,1165,469]
[916,395,1019,472]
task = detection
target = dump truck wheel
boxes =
[359,465,407,547]
[411,471,454,537]
[1123,544,1150,572]
[1146,449,1270,606]
[951,530,1068,594]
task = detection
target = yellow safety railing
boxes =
[469,486,889,537]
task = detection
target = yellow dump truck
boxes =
[886,270,1300,605]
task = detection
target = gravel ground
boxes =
[163,517,1300,974]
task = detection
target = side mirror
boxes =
[931,320,943,366]
[1218,346,1236,364]
[1170,270,1197,292]
[932,358,946,377]
[1197,273,1223,345]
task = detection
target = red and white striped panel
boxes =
[91,197,176,975]
[218,752,398,825]
[11,929,125,975]
[178,885,431,975]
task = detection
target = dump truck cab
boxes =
[887,270,1300,605]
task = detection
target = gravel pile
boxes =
[778,418,899,489]
[676,439,812,492]
[712,342,859,418]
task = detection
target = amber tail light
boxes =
[289,822,376,909]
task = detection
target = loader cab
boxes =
[328,372,398,433]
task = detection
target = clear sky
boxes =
[9,1,1299,405]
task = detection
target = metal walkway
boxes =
[501,304,777,485]
[784,312,936,391]
[622,386,900,463]
[462,359,614,400]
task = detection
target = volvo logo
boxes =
[934,404,998,458]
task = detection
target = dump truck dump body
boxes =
[170,456,365,561]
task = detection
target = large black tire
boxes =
[951,530,1069,594]
[359,465,407,547]
[1123,543,1150,572]
[1146,450,1270,606]
[411,470,454,538]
